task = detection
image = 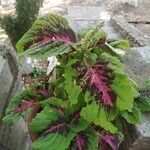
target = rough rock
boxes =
[0,44,31,150]
[0,44,19,119]
[0,55,13,118]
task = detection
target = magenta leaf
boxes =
[43,118,69,135]
[53,34,72,44]
[13,99,37,113]
[72,133,87,150]
[70,111,80,125]
[34,34,72,46]
[44,111,81,135]
[85,61,116,107]
[24,28,76,50]
[100,132,118,150]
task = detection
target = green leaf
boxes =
[81,21,106,50]
[5,89,36,114]
[66,83,82,106]
[16,13,72,52]
[64,60,82,106]
[109,40,130,49]
[84,92,91,103]
[100,53,123,71]
[2,113,21,124]
[32,132,75,150]
[21,42,71,59]
[121,107,141,124]
[31,115,89,150]
[29,106,59,133]
[136,97,150,112]
[86,52,97,67]
[142,80,150,89]
[81,101,99,122]
[99,53,139,112]
[84,127,99,150]
[41,97,67,108]
[71,117,90,133]
[112,72,139,111]
[81,101,117,133]
[107,107,119,121]
[3,85,40,123]
[94,107,118,134]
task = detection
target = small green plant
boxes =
[3,14,150,150]
[0,0,43,47]
[31,66,45,78]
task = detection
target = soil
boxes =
[22,60,48,88]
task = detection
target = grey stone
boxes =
[0,44,28,149]
[0,44,19,118]
[21,57,34,75]
[0,55,13,118]
[7,118,32,150]
[121,48,150,150]
[123,47,150,85]
[111,15,149,47]
[136,46,150,63]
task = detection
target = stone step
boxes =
[111,15,150,47]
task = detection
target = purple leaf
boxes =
[100,132,118,150]
[85,61,116,107]
[13,99,37,113]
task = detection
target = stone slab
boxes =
[111,15,149,47]
[132,24,150,40]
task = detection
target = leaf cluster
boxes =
[3,13,150,150]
